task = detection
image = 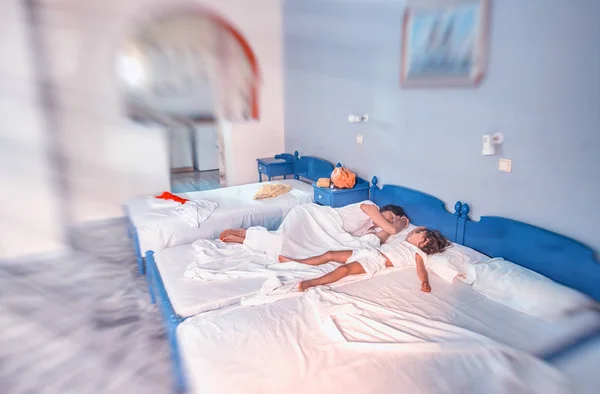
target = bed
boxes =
[178,269,600,394]
[126,153,334,274]
[164,176,600,393]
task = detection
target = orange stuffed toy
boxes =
[330,167,356,189]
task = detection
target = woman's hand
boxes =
[361,203,398,235]
[394,216,409,232]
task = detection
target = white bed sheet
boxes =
[159,241,600,345]
[177,269,600,394]
[126,179,314,253]
[331,269,600,356]
[154,242,365,318]
[154,244,268,317]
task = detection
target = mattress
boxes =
[126,179,314,253]
[157,241,600,343]
[177,268,600,394]
[331,268,600,356]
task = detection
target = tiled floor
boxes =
[0,219,172,394]
[170,170,220,193]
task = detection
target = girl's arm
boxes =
[361,203,399,235]
[299,262,365,291]
[415,254,431,292]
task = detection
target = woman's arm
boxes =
[415,254,431,292]
[361,203,398,235]
[376,230,392,244]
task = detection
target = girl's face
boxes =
[406,227,428,248]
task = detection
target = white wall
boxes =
[0,0,65,258]
[39,0,284,223]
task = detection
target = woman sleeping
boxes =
[219,201,410,260]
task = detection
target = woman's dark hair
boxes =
[380,204,407,219]
[420,229,451,255]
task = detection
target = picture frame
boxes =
[400,0,491,87]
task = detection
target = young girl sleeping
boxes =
[279,226,451,292]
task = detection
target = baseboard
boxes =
[171,167,194,173]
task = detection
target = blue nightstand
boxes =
[313,177,370,208]
[257,156,295,182]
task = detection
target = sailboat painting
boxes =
[401,0,490,87]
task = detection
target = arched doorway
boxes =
[115,5,260,190]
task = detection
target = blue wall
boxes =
[283,0,600,252]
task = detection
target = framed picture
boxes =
[401,0,491,87]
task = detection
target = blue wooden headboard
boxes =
[370,177,461,243]
[456,202,600,301]
[291,151,334,182]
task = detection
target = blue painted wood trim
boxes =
[368,176,460,243]
[461,210,600,301]
[293,151,300,180]
[293,152,334,182]
[454,201,470,245]
[145,251,187,393]
[274,153,295,162]
[124,205,145,274]
[369,176,379,201]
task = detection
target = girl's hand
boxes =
[421,281,431,293]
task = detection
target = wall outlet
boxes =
[499,158,512,173]
[356,134,363,144]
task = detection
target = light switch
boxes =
[356,134,363,144]
[499,158,512,173]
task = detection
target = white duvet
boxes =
[178,287,572,394]
[243,202,381,260]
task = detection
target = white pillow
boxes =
[426,243,489,284]
[384,224,417,244]
[469,259,594,320]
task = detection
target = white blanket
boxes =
[178,287,572,394]
[184,204,382,302]
[146,198,217,228]
[244,203,380,260]
[184,239,349,296]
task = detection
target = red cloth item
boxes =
[155,191,189,204]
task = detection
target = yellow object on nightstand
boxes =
[316,178,331,188]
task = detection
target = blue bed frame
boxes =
[453,201,600,363]
[126,151,335,276]
[145,251,187,393]
[369,176,463,242]
[454,201,600,302]
[369,177,600,302]
[370,178,600,364]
